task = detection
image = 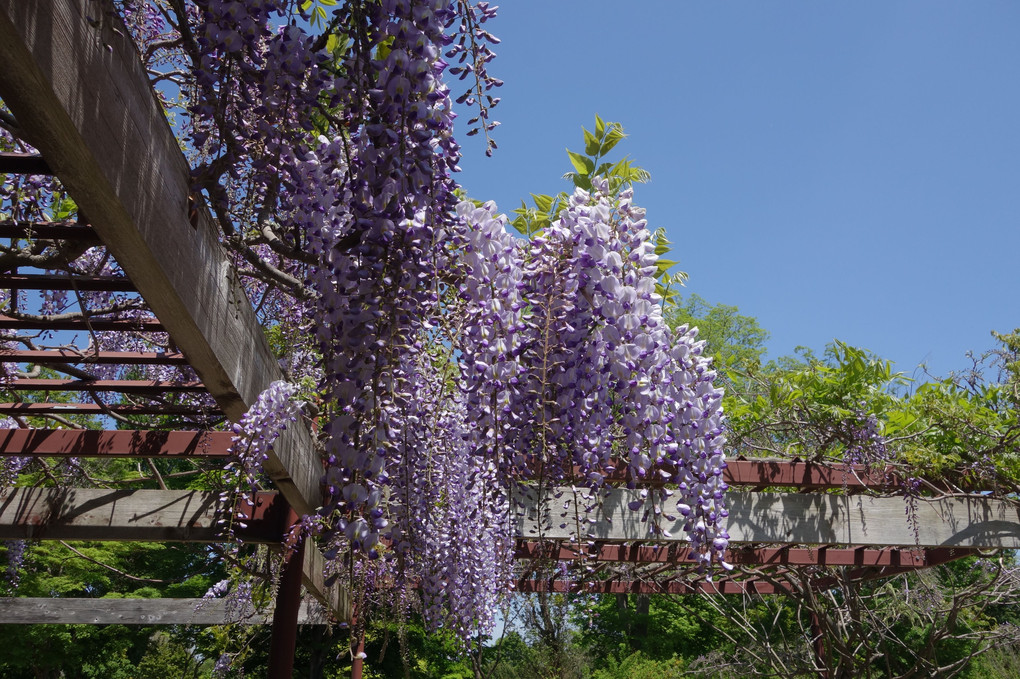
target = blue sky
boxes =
[455,1,1020,380]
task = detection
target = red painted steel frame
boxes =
[0,349,188,365]
[268,507,306,679]
[0,152,50,174]
[516,542,970,568]
[0,428,233,457]
[0,402,217,416]
[516,578,782,595]
[3,378,204,393]
[0,221,100,241]
[0,314,164,332]
[0,273,135,292]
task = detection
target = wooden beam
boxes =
[0,0,321,514]
[0,0,340,616]
[0,487,284,543]
[0,428,233,458]
[5,487,1019,552]
[558,459,895,490]
[0,487,352,620]
[516,487,1020,548]
[0,597,330,625]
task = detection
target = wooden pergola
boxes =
[1,1,1018,677]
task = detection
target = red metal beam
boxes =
[515,542,972,568]
[0,152,51,174]
[0,221,98,241]
[0,349,188,365]
[0,402,217,416]
[268,507,305,679]
[724,458,895,489]
[0,314,164,332]
[515,578,782,595]
[0,274,135,292]
[2,378,204,394]
[0,428,233,457]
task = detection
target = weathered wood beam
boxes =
[0,0,322,516]
[0,0,340,615]
[0,487,284,543]
[517,487,1020,548]
[0,428,233,458]
[0,487,351,619]
[556,458,896,490]
[4,487,1019,552]
[0,597,330,625]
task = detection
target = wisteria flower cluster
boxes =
[455,182,729,568]
[222,380,301,541]
[4,0,732,650]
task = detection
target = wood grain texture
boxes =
[0,0,319,515]
[516,487,1020,548]
[0,487,281,543]
[0,0,344,616]
[0,597,331,625]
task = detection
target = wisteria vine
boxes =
[1,0,730,650]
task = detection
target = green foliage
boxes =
[510,116,650,238]
[666,293,769,370]
[591,652,686,679]
[574,594,726,673]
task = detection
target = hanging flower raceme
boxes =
[454,181,730,569]
[223,380,301,541]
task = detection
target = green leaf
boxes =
[656,259,678,276]
[301,0,313,9]
[50,195,78,222]
[600,126,626,155]
[567,149,594,176]
[583,128,601,156]
[531,193,554,214]
[573,173,592,191]
[594,114,606,139]
[652,228,673,256]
